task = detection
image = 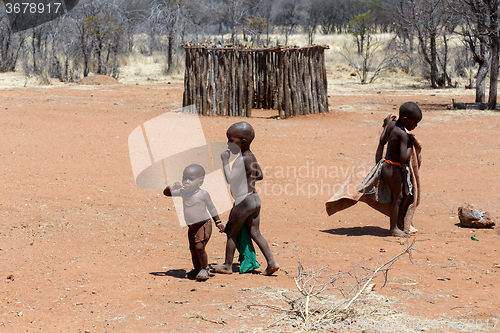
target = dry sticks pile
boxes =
[265,238,419,329]
[182,44,329,118]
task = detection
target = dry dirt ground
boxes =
[1,71,500,332]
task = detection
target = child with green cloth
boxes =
[214,122,279,276]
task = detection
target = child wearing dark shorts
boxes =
[164,164,224,280]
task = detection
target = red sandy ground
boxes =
[1,76,499,332]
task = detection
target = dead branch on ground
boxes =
[263,237,419,330]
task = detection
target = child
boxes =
[163,164,224,281]
[214,122,279,276]
[360,102,422,236]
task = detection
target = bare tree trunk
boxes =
[488,35,499,110]
[476,52,489,103]
[430,32,439,87]
[80,26,90,77]
[440,34,452,87]
[97,37,103,74]
[167,33,173,73]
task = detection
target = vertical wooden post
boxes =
[277,49,284,119]
[182,44,328,118]
[321,47,329,113]
[183,48,189,107]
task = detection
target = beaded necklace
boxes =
[183,189,200,207]
[396,121,406,131]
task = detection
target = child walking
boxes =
[214,122,279,276]
[359,102,422,236]
[164,164,224,280]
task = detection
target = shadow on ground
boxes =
[150,269,186,278]
[321,226,388,237]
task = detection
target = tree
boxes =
[393,0,457,88]
[148,0,186,72]
[73,0,125,78]
[49,17,82,82]
[84,15,123,76]
[247,14,268,44]
[271,0,304,44]
[461,17,490,102]
[451,0,500,108]
[349,10,375,55]
[252,0,274,45]
[218,0,253,43]
[301,0,321,44]
[314,0,370,34]
[0,13,26,72]
[341,33,396,84]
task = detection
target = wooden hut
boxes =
[182,44,329,119]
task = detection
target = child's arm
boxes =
[376,127,388,163]
[201,191,225,232]
[163,182,183,197]
[221,150,231,183]
[221,150,245,184]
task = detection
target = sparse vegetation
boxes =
[1,0,500,106]
[255,239,420,330]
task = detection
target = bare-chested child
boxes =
[214,122,279,276]
[377,102,422,236]
[163,164,224,281]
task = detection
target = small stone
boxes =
[6,275,14,281]
[458,203,496,228]
[350,72,357,77]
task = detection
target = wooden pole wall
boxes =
[182,45,329,118]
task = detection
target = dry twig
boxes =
[342,237,418,311]
[245,238,420,330]
[184,314,228,326]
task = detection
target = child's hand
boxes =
[221,150,230,161]
[217,223,225,233]
[170,182,183,190]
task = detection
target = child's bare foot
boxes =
[408,225,418,234]
[195,268,210,281]
[389,227,407,237]
[263,263,280,276]
[213,264,233,274]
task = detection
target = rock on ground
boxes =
[458,203,496,228]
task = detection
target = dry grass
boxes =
[0,31,477,93]
[246,287,427,332]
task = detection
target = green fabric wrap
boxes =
[236,224,260,273]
